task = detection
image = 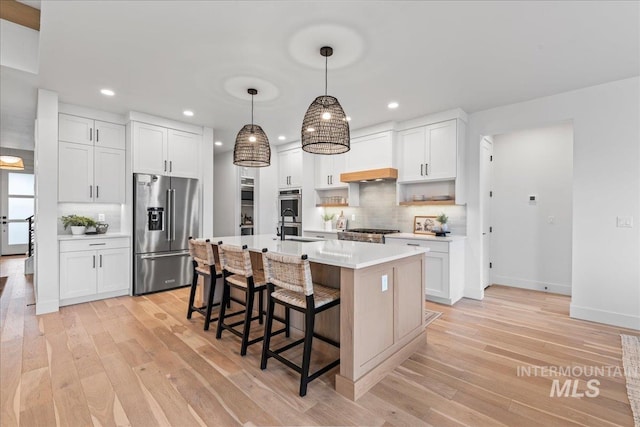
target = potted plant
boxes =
[321,213,335,231]
[436,213,449,232]
[61,215,97,236]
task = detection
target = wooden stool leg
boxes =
[260,292,275,370]
[216,279,230,339]
[299,309,315,397]
[204,276,216,331]
[240,283,255,356]
[187,263,198,319]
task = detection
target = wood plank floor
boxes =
[1,255,636,426]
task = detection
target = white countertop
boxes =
[303,229,340,234]
[209,234,428,269]
[58,233,131,241]
[385,232,467,242]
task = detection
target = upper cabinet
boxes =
[315,154,347,189]
[132,122,200,178]
[346,131,394,173]
[398,120,457,182]
[58,114,125,203]
[59,113,125,150]
[278,148,302,188]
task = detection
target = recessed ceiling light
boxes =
[387,102,399,109]
[100,89,115,96]
[183,110,194,117]
[278,135,286,141]
[214,141,223,146]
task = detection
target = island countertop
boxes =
[208,234,428,269]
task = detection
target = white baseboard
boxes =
[492,275,571,296]
[60,289,129,307]
[36,299,59,315]
[570,304,640,330]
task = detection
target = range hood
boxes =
[340,168,398,183]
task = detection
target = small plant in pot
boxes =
[436,213,449,232]
[61,215,96,236]
[321,213,335,231]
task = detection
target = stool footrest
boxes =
[273,338,305,354]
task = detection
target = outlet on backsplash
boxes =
[98,213,105,222]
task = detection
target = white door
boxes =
[132,122,167,175]
[167,129,200,178]
[59,114,94,146]
[97,248,130,292]
[94,121,125,150]
[60,251,98,299]
[480,138,493,289]
[1,171,34,255]
[425,252,449,299]
[398,127,426,182]
[94,147,125,203]
[426,120,457,180]
[58,142,94,202]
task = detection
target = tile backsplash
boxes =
[323,181,467,235]
[57,203,123,235]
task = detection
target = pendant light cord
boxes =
[325,54,328,97]
[251,92,254,130]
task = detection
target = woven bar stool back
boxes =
[218,243,253,278]
[187,238,222,331]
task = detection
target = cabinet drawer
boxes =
[385,238,449,253]
[60,238,130,253]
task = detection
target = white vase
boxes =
[441,223,449,232]
[324,220,332,231]
[70,226,86,235]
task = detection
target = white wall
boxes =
[465,77,640,329]
[202,127,214,237]
[34,89,59,314]
[258,156,278,235]
[491,123,573,295]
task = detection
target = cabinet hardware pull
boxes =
[420,164,423,176]
[327,175,329,185]
[99,254,102,267]
[89,243,106,246]
[89,186,92,198]
[93,255,96,268]
[96,185,99,198]
[169,161,172,172]
[140,252,190,260]
[316,235,323,238]
[90,128,93,141]
[407,243,420,246]
[330,175,333,185]
[96,129,99,142]
[164,160,167,172]
[425,163,429,175]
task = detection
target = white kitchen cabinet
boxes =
[315,154,347,189]
[59,113,125,150]
[58,142,125,203]
[59,237,130,305]
[346,131,394,172]
[385,235,465,305]
[132,122,200,178]
[398,120,457,182]
[278,148,302,188]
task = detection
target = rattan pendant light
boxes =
[301,46,350,155]
[233,88,271,167]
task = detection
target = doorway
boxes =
[480,138,493,289]
[1,170,35,255]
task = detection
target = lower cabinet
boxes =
[59,237,130,306]
[385,236,465,305]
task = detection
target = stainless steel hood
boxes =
[340,167,398,183]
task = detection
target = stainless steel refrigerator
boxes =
[133,173,199,295]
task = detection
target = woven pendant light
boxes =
[233,88,271,167]
[301,46,350,155]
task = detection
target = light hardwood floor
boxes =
[1,255,636,426]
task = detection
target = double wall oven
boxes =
[278,188,302,236]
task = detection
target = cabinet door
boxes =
[425,252,449,299]
[426,120,457,180]
[97,248,130,293]
[288,148,303,187]
[398,127,427,182]
[59,114,94,146]
[329,154,347,188]
[60,251,98,299]
[94,147,125,203]
[95,121,125,150]
[167,129,200,178]
[59,142,94,202]
[132,122,168,175]
[347,132,393,172]
[277,151,290,188]
[315,155,333,189]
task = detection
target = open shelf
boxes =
[399,200,455,206]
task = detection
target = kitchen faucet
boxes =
[279,208,296,241]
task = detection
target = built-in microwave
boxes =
[278,189,302,223]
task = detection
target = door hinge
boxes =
[489,226,493,233]
[489,191,493,197]
[489,262,493,269]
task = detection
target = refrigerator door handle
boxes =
[166,188,172,241]
[171,189,177,241]
[140,251,190,260]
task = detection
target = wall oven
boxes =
[278,189,302,223]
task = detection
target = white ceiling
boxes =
[2,1,639,153]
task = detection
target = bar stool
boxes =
[215,243,274,356]
[187,238,223,331]
[260,249,340,397]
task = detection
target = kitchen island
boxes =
[208,234,428,400]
